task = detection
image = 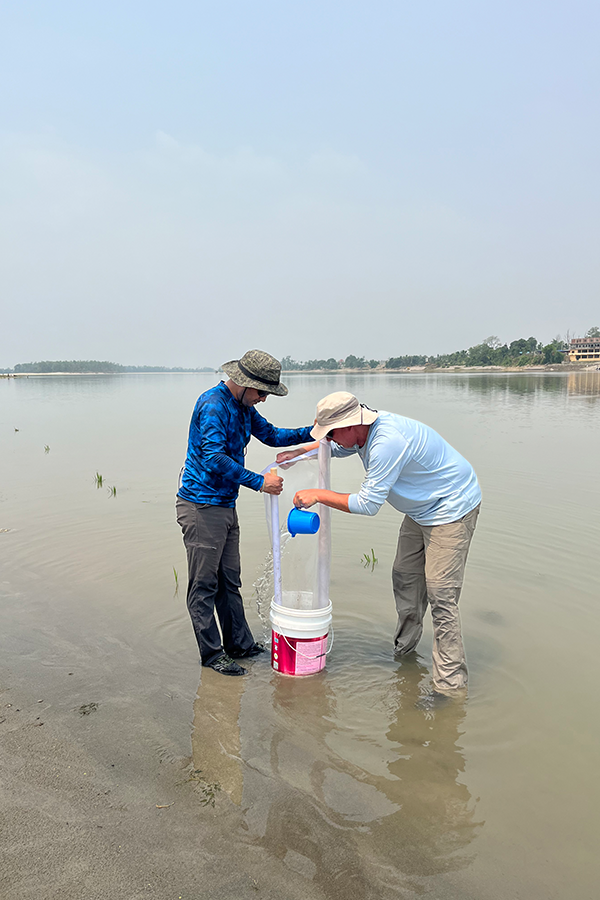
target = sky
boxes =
[1,0,599,367]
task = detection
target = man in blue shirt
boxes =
[281,391,481,694]
[177,350,313,675]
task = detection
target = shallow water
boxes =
[1,371,599,898]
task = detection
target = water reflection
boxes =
[567,371,600,397]
[441,371,600,399]
[192,659,481,898]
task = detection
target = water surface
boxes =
[1,371,599,899]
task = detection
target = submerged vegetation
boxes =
[361,549,379,573]
[181,768,222,807]
[93,473,116,496]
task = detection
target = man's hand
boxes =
[262,472,284,495]
[275,443,318,466]
[276,449,300,464]
[294,488,351,513]
[294,489,320,509]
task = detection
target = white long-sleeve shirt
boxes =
[333,411,481,525]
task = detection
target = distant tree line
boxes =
[280,329,599,370]
[389,336,567,369]
[2,329,597,375]
[1,360,215,374]
[281,354,381,371]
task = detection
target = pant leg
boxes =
[214,509,254,657]
[392,514,429,654]
[423,504,480,692]
[176,499,234,665]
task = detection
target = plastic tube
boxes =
[269,468,283,606]
[316,440,331,609]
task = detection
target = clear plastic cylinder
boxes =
[264,442,331,612]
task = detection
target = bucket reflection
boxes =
[192,655,482,898]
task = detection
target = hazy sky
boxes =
[1,1,598,367]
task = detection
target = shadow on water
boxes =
[192,658,482,899]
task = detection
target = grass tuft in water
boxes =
[173,567,179,595]
[183,769,222,807]
[107,485,117,498]
[44,445,50,453]
[361,548,378,573]
[94,472,103,488]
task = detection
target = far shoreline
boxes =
[2,363,599,378]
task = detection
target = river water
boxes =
[1,371,599,899]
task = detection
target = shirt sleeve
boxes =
[348,431,412,516]
[250,409,313,447]
[199,401,264,492]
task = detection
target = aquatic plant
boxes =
[173,566,179,594]
[94,472,103,488]
[44,445,50,453]
[361,548,378,573]
[180,768,222,807]
[107,485,117,498]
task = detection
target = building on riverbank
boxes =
[568,337,600,363]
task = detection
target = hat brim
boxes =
[310,407,378,441]
[221,360,288,396]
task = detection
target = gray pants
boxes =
[176,498,255,666]
[392,504,480,692]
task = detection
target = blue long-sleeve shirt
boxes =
[333,411,481,525]
[177,382,313,507]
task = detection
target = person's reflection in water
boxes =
[249,673,376,898]
[191,658,482,899]
[371,655,483,879]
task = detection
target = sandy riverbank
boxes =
[0,663,328,900]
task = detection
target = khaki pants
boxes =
[392,504,480,692]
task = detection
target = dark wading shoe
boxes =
[205,654,247,676]
[230,642,267,659]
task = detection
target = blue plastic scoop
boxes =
[287,507,321,537]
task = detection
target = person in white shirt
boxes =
[276,391,481,694]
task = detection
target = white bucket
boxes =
[270,599,332,676]
[270,599,332,639]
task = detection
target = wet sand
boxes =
[0,663,337,900]
[1,654,478,900]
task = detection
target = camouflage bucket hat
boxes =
[221,349,288,396]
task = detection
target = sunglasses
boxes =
[256,390,268,398]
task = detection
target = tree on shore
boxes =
[383,334,571,369]
[344,354,367,369]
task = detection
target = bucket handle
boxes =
[282,627,334,660]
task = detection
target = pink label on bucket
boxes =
[294,635,327,675]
